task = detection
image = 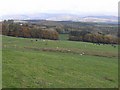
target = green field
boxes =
[59,34,69,40]
[2,35,118,88]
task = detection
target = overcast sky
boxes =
[0,0,119,16]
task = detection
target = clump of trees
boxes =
[69,30,118,44]
[2,20,59,40]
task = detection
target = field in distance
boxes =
[2,35,118,88]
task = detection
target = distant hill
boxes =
[79,16,118,24]
[1,13,118,23]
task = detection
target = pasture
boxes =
[2,35,118,88]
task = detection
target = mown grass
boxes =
[2,35,118,88]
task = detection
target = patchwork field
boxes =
[2,35,118,88]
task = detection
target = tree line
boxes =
[2,20,59,40]
[2,20,119,44]
[69,30,119,44]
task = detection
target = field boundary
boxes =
[23,46,118,58]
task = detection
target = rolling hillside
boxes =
[2,35,118,88]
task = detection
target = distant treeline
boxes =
[2,20,119,44]
[24,20,118,36]
[2,20,59,40]
[69,31,119,44]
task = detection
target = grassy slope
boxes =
[2,35,118,88]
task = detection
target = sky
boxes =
[0,0,119,16]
